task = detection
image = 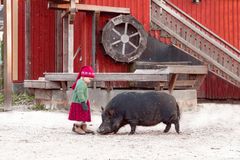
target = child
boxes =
[68,66,95,135]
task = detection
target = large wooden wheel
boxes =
[102,15,148,63]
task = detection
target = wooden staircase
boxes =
[151,0,240,88]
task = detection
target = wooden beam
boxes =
[69,0,76,24]
[12,0,18,81]
[168,74,178,94]
[134,65,208,75]
[44,72,168,82]
[48,3,130,14]
[92,12,99,71]
[24,80,61,89]
[3,0,13,110]
[167,65,208,74]
[55,10,63,72]
[68,17,74,73]
[49,0,80,3]
[193,74,206,89]
[62,15,68,72]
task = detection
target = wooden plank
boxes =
[134,61,192,66]
[48,0,79,3]
[3,0,13,110]
[44,72,168,82]
[24,80,61,89]
[174,80,195,87]
[134,65,208,74]
[94,74,168,82]
[48,3,130,14]
[134,68,169,74]
[167,65,208,74]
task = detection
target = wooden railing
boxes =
[151,0,240,87]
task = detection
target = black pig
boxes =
[97,92,180,135]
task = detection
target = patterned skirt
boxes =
[68,100,91,122]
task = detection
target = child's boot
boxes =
[73,123,86,135]
[81,123,94,134]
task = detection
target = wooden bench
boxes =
[24,64,207,93]
[40,65,207,93]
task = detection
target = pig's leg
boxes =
[129,123,137,134]
[174,120,180,134]
[163,123,171,133]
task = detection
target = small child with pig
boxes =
[68,66,95,135]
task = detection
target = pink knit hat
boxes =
[80,66,95,78]
[71,66,95,89]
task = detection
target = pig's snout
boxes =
[97,127,104,133]
[97,125,112,134]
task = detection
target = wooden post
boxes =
[68,0,76,73]
[92,12,96,70]
[68,19,74,73]
[25,0,31,79]
[62,15,68,72]
[55,10,63,72]
[168,74,178,94]
[3,0,13,110]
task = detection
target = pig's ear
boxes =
[107,109,115,116]
[101,106,104,112]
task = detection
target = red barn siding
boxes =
[17,0,25,82]
[30,0,55,80]
[18,0,55,80]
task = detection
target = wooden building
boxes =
[8,0,240,100]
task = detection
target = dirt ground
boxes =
[0,103,240,160]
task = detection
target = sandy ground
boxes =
[0,103,240,160]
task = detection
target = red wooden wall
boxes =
[18,0,25,82]
[18,0,55,81]
[17,0,239,99]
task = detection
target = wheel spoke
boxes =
[124,22,128,34]
[111,40,121,46]
[129,32,139,38]
[122,43,126,55]
[128,41,138,49]
[113,28,121,36]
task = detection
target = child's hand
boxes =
[81,102,88,111]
